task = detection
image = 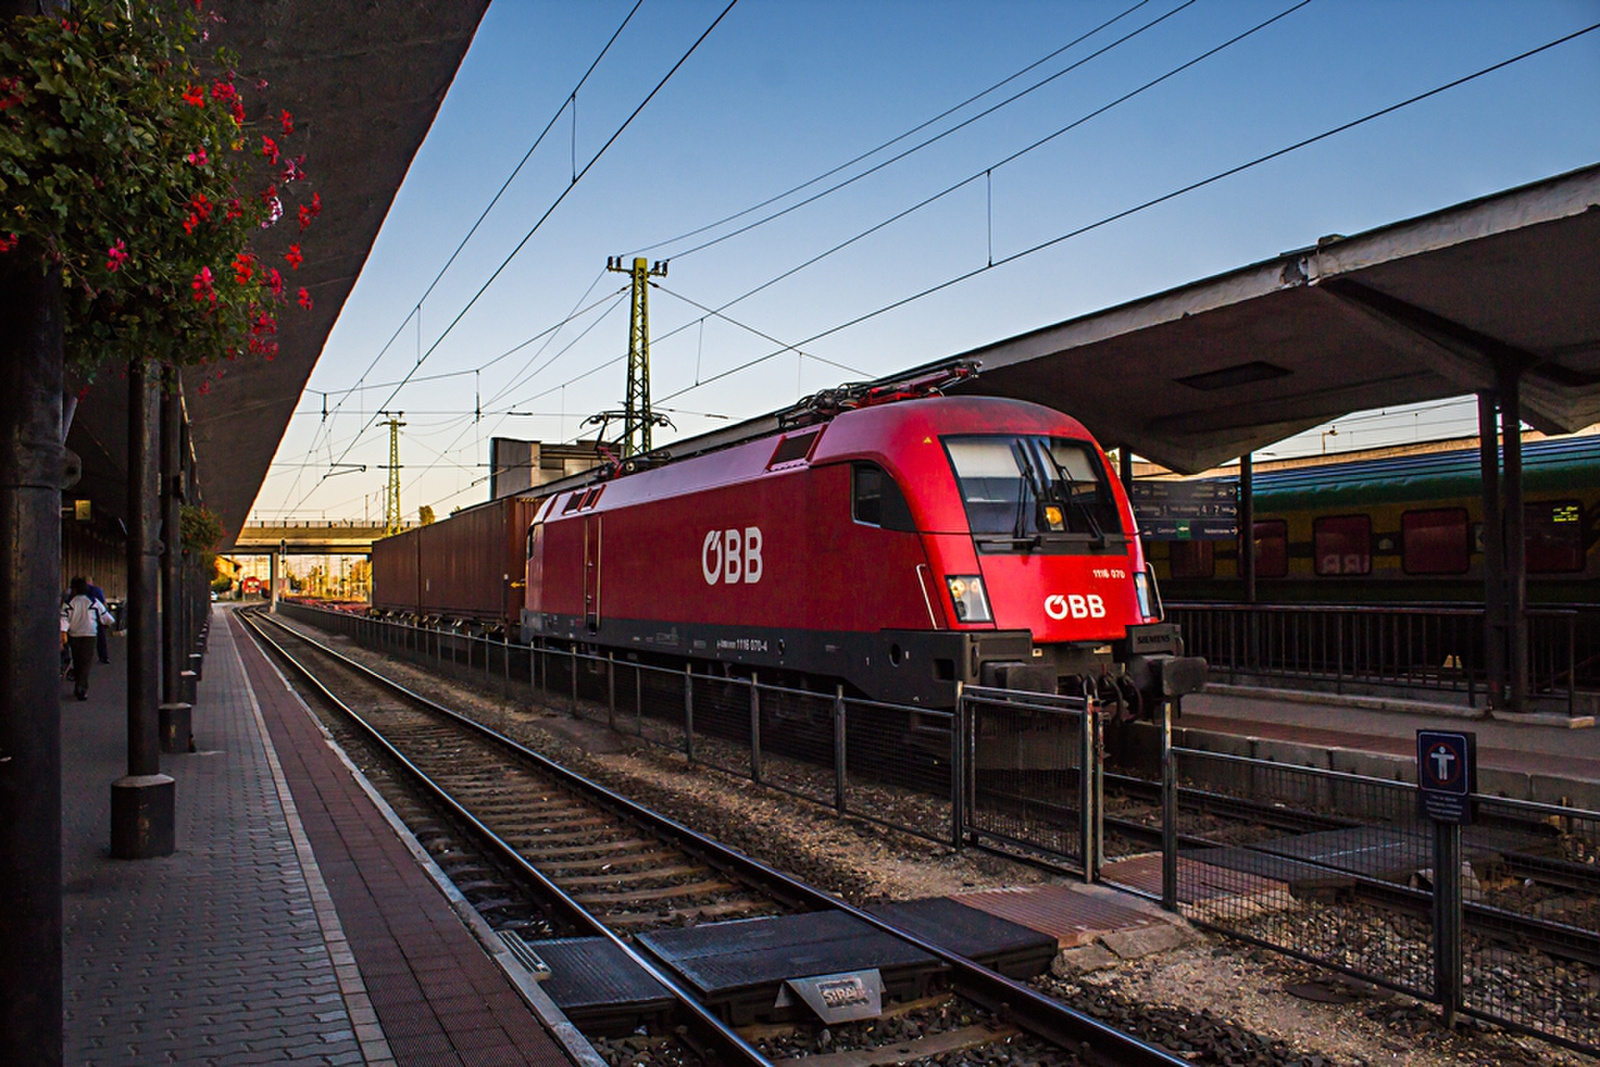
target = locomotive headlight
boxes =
[1134,567,1164,621]
[946,575,992,623]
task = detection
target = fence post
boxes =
[1161,697,1177,912]
[951,682,965,851]
[683,664,694,762]
[607,652,616,731]
[1081,702,1098,884]
[750,673,762,785]
[833,685,847,814]
[570,644,578,714]
[1433,819,1462,1029]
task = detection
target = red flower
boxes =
[0,76,23,110]
[251,312,276,335]
[185,147,208,167]
[106,240,128,272]
[232,253,255,284]
[297,287,313,311]
[197,380,211,396]
[182,213,199,235]
[0,233,17,253]
[210,79,237,103]
[284,244,303,270]
[191,194,213,220]
[261,136,279,165]
[182,84,206,107]
[225,198,243,221]
[280,110,294,136]
[296,192,321,232]
[192,267,216,304]
[265,268,283,297]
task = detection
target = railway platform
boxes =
[61,605,589,1067]
[1176,684,1600,803]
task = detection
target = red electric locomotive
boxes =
[523,374,1204,712]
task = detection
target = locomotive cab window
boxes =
[852,463,916,531]
[943,435,1123,550]
[1314,514,1372,576]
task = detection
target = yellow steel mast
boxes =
[606,256,668,457]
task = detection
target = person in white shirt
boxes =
[61,575,114,701]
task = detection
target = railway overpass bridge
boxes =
[233,520,413,556]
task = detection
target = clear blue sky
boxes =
[254,0,1600,523]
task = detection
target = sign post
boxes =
[1417,729,1476,1028]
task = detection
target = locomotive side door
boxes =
[583,515,601,633]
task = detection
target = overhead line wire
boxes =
[652,21,1599,408]
[316,0,740,491]
[635,0,1157,254]
[661,0,1201,262]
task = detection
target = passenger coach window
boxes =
[1314,515,1371,576]
[1402,508,1468,575]
[1250,520,1288,578]
[1526,500,1584,573]
[1169,540,1214,579]
[852,463,916,531]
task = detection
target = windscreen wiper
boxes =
[1035,441,1106,547]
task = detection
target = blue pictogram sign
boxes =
[1417,730,1476,824]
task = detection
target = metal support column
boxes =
[112,359,175,859]
[1476,393,1506,710]
[1499,371,1528,713]
[159,369,190,754]
[0,245,65,1067]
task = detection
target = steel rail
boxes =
[249,609,1188,1067]
[241,610,773,1067]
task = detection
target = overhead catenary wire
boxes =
[634,0,1158,255]
[316,1,741,485]
[645,20,1599,409]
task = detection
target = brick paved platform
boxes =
[62,606,587,1066]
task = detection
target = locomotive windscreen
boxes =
[944,436,1124,545]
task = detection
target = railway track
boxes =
[241,609,1186,1067]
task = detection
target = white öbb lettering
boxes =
[701,527,763,585]
[1045,593,1105,620]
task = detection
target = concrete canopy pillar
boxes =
[113,359,174,859]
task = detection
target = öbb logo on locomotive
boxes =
[1044,593,1106,620]
[701,526,764,585]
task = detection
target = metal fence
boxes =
[1154,726,1600,1053]
[958,685,1099,879]
[1171,602,1589,713]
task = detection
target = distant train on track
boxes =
[373,368,1204,714]
[1147,435,1600,605]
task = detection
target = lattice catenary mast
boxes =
[605,256,668,457]
[377,411,405,534]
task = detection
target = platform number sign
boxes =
[1416,730,1476,824]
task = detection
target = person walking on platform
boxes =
[86,576,111,664]
[61,575,114,701]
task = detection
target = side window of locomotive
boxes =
[1252,520,1288,578]
[1526,500,1584,573]
[1402,508,1469,575]
[852,463,916,531]
[1313,514,1372,576]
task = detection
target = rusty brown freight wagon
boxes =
[370,496,538,634]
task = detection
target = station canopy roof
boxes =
[64,2,490,549]
[940,162,1600,475]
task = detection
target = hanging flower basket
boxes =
[0,0,319,380]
